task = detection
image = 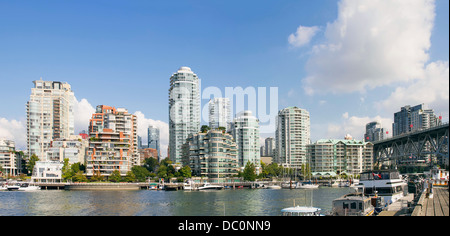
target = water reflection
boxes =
[0,188,353,216]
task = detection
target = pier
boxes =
[412,187,449,216]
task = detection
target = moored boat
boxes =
[355,170,407,205]
[281,206,323,216]
[198,182,223,190]
[331,192,376,216]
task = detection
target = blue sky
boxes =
[0,0,449,154]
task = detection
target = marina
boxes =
[2,167,448,216]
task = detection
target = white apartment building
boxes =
[209,98,231,130]
[169,67,200,164]
[307,136,373,177]
[0,139,18,176]
[275,106,311,170]
[231,110,260,173]
[31,161,64,183]
[27,78,75,160]
[46,135,88,165]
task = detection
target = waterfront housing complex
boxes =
[86,105,139,177]
[169,67,201,164]
[307,135,373,177]
[0,139,18,176]
[27,79,75,160]
[185,129,239,182]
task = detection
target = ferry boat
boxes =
[355,170,407,205]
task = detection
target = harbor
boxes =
[2,172,448,216]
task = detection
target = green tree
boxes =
[131,166,151,182]
[90,171,104,182]
[143,157,159,172]
[200,125,210,133]
[62,158,74,181]
[109,170,122,182]
[27,154,39,176]
[124,171,136,182]
[243,161,257,181]
[157,165,168,179]
[73,171,88,182]
[177,165,192,181]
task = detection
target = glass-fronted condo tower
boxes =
[231,110,261,173]
[169,67,200,164]
[26,78,75,160]
[148,125,160,159]
[209,98,231,130]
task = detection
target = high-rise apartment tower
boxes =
[169,67,201,164]
[26,79,75,159]
[275,106,310,169]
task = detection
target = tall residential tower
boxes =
[231,110,260,172]
[169,67,200,164]
[208,98,231,130]
[275,106,310,169]
[26,79,75,160]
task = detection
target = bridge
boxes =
[373,123,449,168]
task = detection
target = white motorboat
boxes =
[355,170,407,205]
[198,182,223,190]
[281,206,323,216]
[6,182,40,191]
[298,183,319,189]
[266,185,281,189]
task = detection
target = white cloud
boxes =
[288,25,320,48]
[0,117,26,150]
[326,113,392,141]
[377,60,449,120]
[73,97,96,134]
[133,111,169,158]
[302,0,435,94]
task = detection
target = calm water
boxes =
[0,187,353,216]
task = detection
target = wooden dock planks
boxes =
[412,187,449,216]
[423,188,449,216]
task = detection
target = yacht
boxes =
[355,170,407,205]
[6,182,40,191]
[198,182,223,190]
[298,181,319,189]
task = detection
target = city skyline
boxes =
[1,0,449,158]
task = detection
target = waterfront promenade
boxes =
[412,187,449,216]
